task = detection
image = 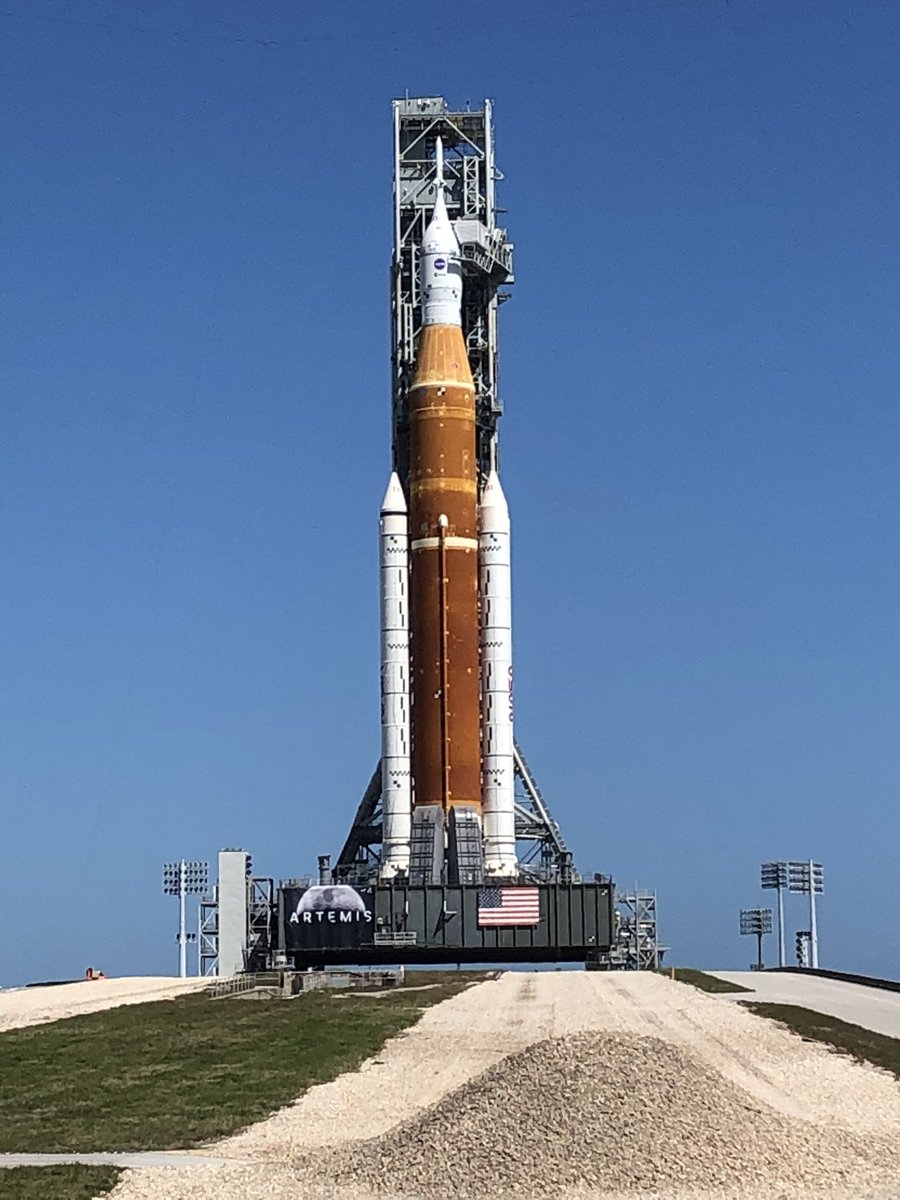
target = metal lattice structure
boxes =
[599,889,666,970]
[197,870,276,976]
[338,742,574,883]
[391,96,513,490]
[246,876,275,970]
[199,889,218,976]
[337,97,570,884]
[512,743,573,880]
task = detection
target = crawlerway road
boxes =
[709,970,900,1038]
[52,972,900,1198]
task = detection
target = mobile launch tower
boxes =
[337,97,573,888]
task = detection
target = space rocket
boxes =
[379,139,517,881]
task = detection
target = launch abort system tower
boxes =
[280,97,613,968]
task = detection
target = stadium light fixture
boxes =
[786,860,823,968]
[760,861,788,967]
[739,907,773,970]
[762,860,823,968]
[163,860,209,978]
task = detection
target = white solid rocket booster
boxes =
[479,467,518,876]
[379,471,412,877]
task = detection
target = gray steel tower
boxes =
[390,96,513,489]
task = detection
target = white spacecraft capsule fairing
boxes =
[420,137,463,327]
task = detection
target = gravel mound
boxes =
[106,973,900,1199]
[296,1032,900,1199]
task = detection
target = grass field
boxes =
[746,1002,900,1081]
[662,968,752,994]
[0,976,477,1154]
[0,1166,119,1200]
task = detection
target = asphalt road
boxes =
[710,972,900,1038]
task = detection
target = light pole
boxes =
[761,861,789,966]
[740,907,773,970]
[163,860,208,978]
[787,861,823,968]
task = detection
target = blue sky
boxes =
[2,1,898,984]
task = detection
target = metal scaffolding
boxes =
[246,876,275,971]
[614,890,666,970]
[197,870,275,975]
[391,95,513,490]
[199,889,219,976]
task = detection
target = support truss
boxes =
[335,746,573,884]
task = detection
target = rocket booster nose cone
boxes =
[380,471,407,515]
[479,469,510,533]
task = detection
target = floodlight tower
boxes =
[787,860,823,968]
[761,861,788,967]
[740,907,773,970]
[163,860,208,978]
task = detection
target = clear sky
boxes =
[2,1,898,984]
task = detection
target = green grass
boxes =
[746,1002,900,1081]
[0,1166,119,1200]
[399,969,494,987]
[0,979,472,1153]
[661,968,753,993]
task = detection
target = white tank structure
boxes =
[479,467,518,877]
[379,471,412,878]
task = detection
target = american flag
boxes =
[477,886,540,927]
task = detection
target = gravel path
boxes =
[104,971,900,1199]
[0,977,206,1032]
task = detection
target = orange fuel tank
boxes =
[408,321,482,813]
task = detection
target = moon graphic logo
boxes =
[296,885,366,915]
